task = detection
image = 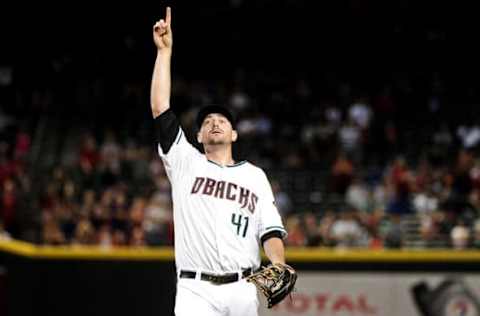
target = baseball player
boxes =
[151,7,288,316]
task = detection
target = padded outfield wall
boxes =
[2,240,480,316]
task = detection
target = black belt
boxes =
[179,268,256,285]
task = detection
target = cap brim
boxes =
[196,105,236,129]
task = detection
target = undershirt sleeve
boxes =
[261,230,284,247]
[154,109,180,154]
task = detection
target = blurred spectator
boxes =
[363,209,384,249]
[0,219,11,240]
[381,214,403,249]
[329,208,368,248]
[348,96,372,130]
[271,180,292,217]
[432,122,453,154]
[14,128,30,160]
[372,179,388,212]
[98,130,122,187]
[143,192,173,246]
[284,215,305,246]
[112,229,127,246]
[325,104,342,128]
[345,176,371,213]
[303,213,322,246]
[97,224,112,248]
[472,219,480,249]
[72,217,95,245]
[329,151,355,196]
[442,149,475,219]
[0,178,17,233]
[413,187,439,215]
[79,133,100,168]
[42,211,66,245]
[385,156,413,215]
[228,86,251,113]
[457,123,480,149]
[318,210,336,246]
[450,219,470,249]
[338,118,362,163]
[129,226,146,246]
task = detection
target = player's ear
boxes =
[197,131,203,144]
[231,130,238,142]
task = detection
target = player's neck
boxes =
[204,145,235,166]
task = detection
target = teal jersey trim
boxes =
[175,129,183,144]
[264,226,286,231]
[207,159,247,168]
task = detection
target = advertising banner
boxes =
[259,271,480,316]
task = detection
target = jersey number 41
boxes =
[231,213,249,238]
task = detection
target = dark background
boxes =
[1,1,478,79]
[1,0,479,119]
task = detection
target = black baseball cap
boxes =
[196,105,236,129]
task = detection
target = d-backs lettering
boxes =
[191,177,258,213]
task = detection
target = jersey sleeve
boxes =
[154,109,201,179]
[257,170,288,242]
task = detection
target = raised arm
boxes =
[151,6,173,118]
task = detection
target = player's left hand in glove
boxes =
[246,262,297,308]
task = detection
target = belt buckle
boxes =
[203,270,249,284]
[212,275,224,284]
[204,273,223,284]
[210,275,221,284]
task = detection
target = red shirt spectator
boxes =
[0,178,17,230]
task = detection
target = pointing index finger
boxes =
[166,6,171,25]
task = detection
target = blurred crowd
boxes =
[2,62,480,250]
[0,0,479,248]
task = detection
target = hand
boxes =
[153,7,172,52]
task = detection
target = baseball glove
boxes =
[246,263,297,308]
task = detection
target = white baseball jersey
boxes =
[157,127,287,274]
